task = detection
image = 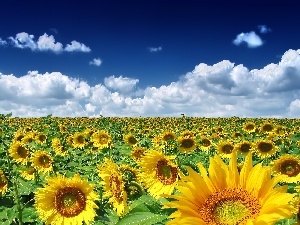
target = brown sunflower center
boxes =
[55,187,86,217]
[156,159,178,185]
[258,142,273,152]
[199,188,261,224]
[280,160,300,176]
[262,124,273,132]
[0,175,7,188]
[222,144,234,154]
[128,136,137,145]
[76,135,85,144]
[245,124,254,130]
[109,174,123,202]
[181,139,194,148]
[163,134,175,141]
[240,143,251,153]
[132,148,145,160]
[38,134,46,142]
[38,155,51,167]
[202,139,211,147]
[17,146,29,158]
[99,135,109,144]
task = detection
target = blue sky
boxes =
[0,0,300,117]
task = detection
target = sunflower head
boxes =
[34,174,99,225]
[91,130,112,149]
[235,141,253,155]
[177,135,197,153]
[35,133,47,144]
[260,121,274,133]
[255,140,278,159]
[161,131,176,142]
[124,133,138,146]
[243,121,256,133]
[217,141,235,158]
[31,150,53,174]
[131,146,146,161]
[271,154,300,183]
[72,132,87,149]
[9,141,30,165]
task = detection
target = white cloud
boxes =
[148,46,162,52]
[65,40,91,52]
[1,49,300,117]
[258,25,271,34]
[89,58,102,66]
[104,75,139,94]
[7,32,90,53]
[233,31,263,48]
[0,38,7,46]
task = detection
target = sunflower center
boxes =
[262,124,273,132]
[38,134,46,142]
[199,188,261,224]
[181,139,194,148]
[128,136,137,145]
[163,134,175,141]
[76,136,85,144]
[99,135,109,144]
[109,174,123,202]
[55,187,86,217]
[258,142,272,152]
[0,176,7,188]
[156,159,178,185]
[280,160,300,176]
[222,144,234,154]
[17,146,29,158]
[246,124,254,130]
[38,155,51,167]
[202,139,211,147]
[240,143,251,153]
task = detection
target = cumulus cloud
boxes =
[148,46,162,52]
[1,49,300,117]
[0,37,7,46]
[258,25,271,34]
[89,58,102,66]
[233,31,263,48]
[104,75,139,94]
[65,40,91,52]
[7,32,90,53]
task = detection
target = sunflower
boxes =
[34,174,99,225]
[234,140,253,156]
[217,141,235,158]
[161,131,177,142]
[177,135,197,154]
[131,146,147,161]
[31,150,53,174]
[98,159,128,216]
[52,138,68,156]
[199,136,214,151]
[260,121,274,133]
[163,151,296,224]
[124,133,138,146]
[137,150,179,199]
[0,169,8,196]
[9,141,30,165]
[254,139,278,159]
[91,130,112,149]
[35,132,47,144]
[72,132,87,149]
[20,166,35,181]
[242,121,256,133]
[271,154,300,183]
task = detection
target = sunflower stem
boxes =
[129,181,146,195]
[13,180,23,225]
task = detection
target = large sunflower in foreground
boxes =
[163,152,296,224]
[98,159,128,216]
[271,154,300,183]
[34,174,99,225]
[137,149,179,199]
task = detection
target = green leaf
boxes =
[116,212,167,225]
[22,206,39,223]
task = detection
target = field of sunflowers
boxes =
[0,114,300,225]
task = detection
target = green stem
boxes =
[13,181,23,225]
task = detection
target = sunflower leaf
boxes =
[116,212,167,225]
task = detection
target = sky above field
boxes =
[0,0,300,118]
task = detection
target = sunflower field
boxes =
[0,114,300,225]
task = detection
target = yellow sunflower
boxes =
[124,133,138,146]
[163,151,296,224]
[31,150,53,174]
[98,159,128,216]
[9,141,30,165]
[72,132,87,149]
[0,169,8,196]
[199,136,214,151]
[260,121,274,133]
[35,132,47,144]
[217,140,235,158]
[160,131,177,142]
[137,150,179,199]
[52,137,68,156]
[34,174,99,225]
[271,154,300,183]
[254,139,278,159]
[20,166,35,181]
[91,130,112,149]
[242,121,256,133]
[177,135,197,154]
[234,140,253,156]
[131,146,147,161]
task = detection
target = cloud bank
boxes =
[1,49,300,118]
[5,32,90,53]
